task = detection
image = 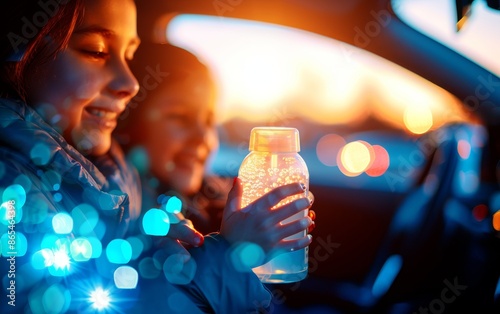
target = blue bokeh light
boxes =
[30,143,53,166]
[165,196,182,214]
[142,208,170,236]
[114,266,139,289]
[163,254,197,285]
[229,242,265,271]
[106,239,132,264]
[70,237,93,262]
[52,213,74,234]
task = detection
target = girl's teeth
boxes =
[88,108,116,119]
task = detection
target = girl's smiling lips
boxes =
[84,106,124,129]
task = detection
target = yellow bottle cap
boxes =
[249,127,301,152]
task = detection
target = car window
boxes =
[163,13,476,193]
[392,0,500,77]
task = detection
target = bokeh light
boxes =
[87,236,103,258]
[457,139,472,159]
[114,266,139,289]
[2,184,26,209]
[493,210,500,231]
[30,143,53,166]
[365,145,390,177]
[163,253,197,285]
[127,236,144,260]
[31,248,54,269]
[338,141,374,177]
[89,287,111,310]
[472,204,488,222]
[70,237,93,262]
[229,242,265,271]
[42,284,71,314]
[52,213,74,234]
[71,204,100,236]
[165,196,182,214]
[142,208,171,236]
[316,133,346,167]
[139,257,162,279]
[106,239,132,264]
[1,231,28,257]
[403,105,433,134]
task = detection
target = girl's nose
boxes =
[108,60,140,99]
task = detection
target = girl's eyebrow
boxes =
[73,25,115,38]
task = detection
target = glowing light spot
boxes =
[14,174,32,193]
[31,249,54,269]
[372,254,402,297]
[458,170,479,194]
[1,231,27,257]
[54,193,63,202]
[0,200,16,225]
[316,133,346,167]
[493,211,500,231]
[52,213,73,234]
[127,146,150,175]
[404,105,433,134]
[365,145,390,177]
[53,245,71,270]
[53,183,60,191]
[142,209,170,236]
[229,242,265,271]
[2,184,26,208]
[30,143,53,166]
[89,287,111,310]
[457,139,471,159]
[165,196,182,214]
[42,284,71,314]
[127,236,144,260]
[71,204,99,236]
[70,238,92,262]
[87,237,103,258]
[106,239,132,264]
[472,204,488,222]
[163,254,197,285]
[114,266,139,289]
[338,141,374,177]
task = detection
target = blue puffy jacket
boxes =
[0,98,272,314]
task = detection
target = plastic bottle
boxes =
[238,127,309,283]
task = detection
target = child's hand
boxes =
[220,178,313,262]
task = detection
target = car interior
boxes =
[135,0,500,313]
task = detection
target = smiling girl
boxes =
[0,1,313,313]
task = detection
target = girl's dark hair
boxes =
[0,0,85,100]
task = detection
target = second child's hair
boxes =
[116,42,217,148]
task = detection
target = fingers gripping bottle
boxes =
[238,127,309,283]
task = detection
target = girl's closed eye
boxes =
[81,49,110,60]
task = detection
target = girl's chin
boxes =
[70,128,113,156]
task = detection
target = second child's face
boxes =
[27,0,140,156]
[141,76,218,196]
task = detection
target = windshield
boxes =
[392,0,500,77]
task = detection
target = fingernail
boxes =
[300,183,306,191]
[194,234,204,247]
[308,210,316,221]
[307,234,313,241]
